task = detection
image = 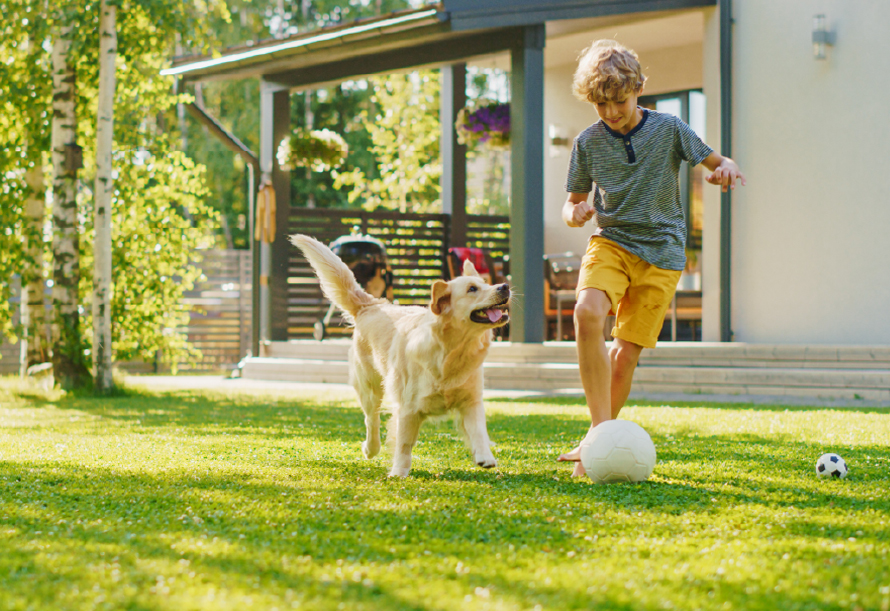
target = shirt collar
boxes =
[601,108,649,139]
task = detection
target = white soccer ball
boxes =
[816,453,848,479]
[580,420,656,484]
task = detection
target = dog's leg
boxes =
[357,386,383,459]
[388,412,422,478]
[459,401,497,469]
[351,364,384,459]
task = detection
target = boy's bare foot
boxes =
[557,445,582,462]
[557,444,590,478]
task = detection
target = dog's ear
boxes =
[430,280,451,315]
[462,259,481,278]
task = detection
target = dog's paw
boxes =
[362,440,380,459]
[387,467,410,478]
[475,453,497,469]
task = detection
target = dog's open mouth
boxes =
[470,300,510,325]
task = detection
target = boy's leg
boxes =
[574,288,613,425]
[606,261,681,418]
[609,338,645,419]
[558,288,611,477]
[558,334,645,477]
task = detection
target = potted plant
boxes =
[455,99,510,150]
[276,128,348,172]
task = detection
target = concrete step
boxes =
[240,353,890,402]
[262,339,353,360]
[482,362,890,400]
[241,357,349,384]
[637,343,890,370]
[262,340,890,370]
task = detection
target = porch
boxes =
[239,340,890,404]
[165,0,734,350]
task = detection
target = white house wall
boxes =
[730,0,890,344]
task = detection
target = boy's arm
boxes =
[701,151,746,192]
[563,192,594,228]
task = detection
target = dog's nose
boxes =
[496,283,510,296]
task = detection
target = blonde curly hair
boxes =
[572,40,647,104]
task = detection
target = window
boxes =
[640,90,705,290]
[641,90,705,341]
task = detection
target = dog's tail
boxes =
[289,234,381,319]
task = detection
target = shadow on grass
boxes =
[4,381,890,610]
[0,460,445,610]
[25,384,368,442]
[10,386,889,519]
[3,451,886,611]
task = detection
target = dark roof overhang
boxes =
[161,0,715,89]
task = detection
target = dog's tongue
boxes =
[487,309,504,323]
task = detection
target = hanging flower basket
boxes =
[277,128,348,172]
[455,100,510,150]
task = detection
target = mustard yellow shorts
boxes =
[576,236,681,349]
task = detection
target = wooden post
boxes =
[510,25,546,343]
[719,0,734,342]
[258,81,291,343]
[441,63,468,248]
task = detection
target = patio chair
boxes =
[543,252,582,341]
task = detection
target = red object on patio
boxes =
[448,247,490,277]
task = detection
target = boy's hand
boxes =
[563,194,594,227]
[705,158,747,192]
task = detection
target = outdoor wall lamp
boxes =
[812,14,835,60]
[549,124,569,157]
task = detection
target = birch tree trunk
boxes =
[93,0,117,392]
[52,25,89,389]
[20,161,49,374]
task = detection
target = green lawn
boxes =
[1,377,888,611]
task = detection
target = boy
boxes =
[557,40,745,477]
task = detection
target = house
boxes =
[163,0,890,399]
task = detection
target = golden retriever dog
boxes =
[290,234,511,478]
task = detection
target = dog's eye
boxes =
[467,286,478,293]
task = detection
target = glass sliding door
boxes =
[640,90,706,340]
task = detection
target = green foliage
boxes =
[78,152,219,371]
[277,128,348,172]
[287,83,381,210]
[185,0,414,222]
[333,70,441,213]
[77,0,226,370]
[465,67,512,216]
[181,78,258,248]
[0,0,228,369]
[0,0,55,343]
[1,379,889,610]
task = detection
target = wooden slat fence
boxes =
[287,208,510,339]
[175,249,252,372]
[0,278,25,376]
[2,209,511,365]
[1,250,252,376]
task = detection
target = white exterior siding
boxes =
[729,0,890,343]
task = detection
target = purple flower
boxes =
[455,101,511,149]
[467,103,510,141]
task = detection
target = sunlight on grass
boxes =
[1,376,888,610]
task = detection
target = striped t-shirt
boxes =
[564,109,713,271]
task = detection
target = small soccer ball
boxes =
[816,453,848,479]
[580,420,656,484]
